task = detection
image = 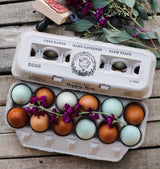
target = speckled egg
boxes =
[120,125,141,146]
[53,116,73,136]
[30,114,50,132]
[98,124,118,143]
[124,103,144,125]
[79,94,99,112]
[7,107,28,128]
[56,91,77,111]
[11,84,32,105]
[75,119,96,140]
[102,98,123,117]
[36,88,55,107]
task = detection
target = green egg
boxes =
[112,62,127,70]
[120,125,141,146]
[43,50,58,60]
[11,84,32,105]
[76,119,96,140]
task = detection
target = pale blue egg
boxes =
[102,98,123,117]
[11,84,32,105]
[120,125,141,146]
[76,119,96,140]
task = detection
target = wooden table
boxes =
[0,1,160,168]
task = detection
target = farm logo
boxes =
[71,52,96,76]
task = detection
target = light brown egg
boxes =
[30,114,50,132]
[7,107,28,128]
[124,103,144,125]
[53,116,73,136]
[36,88,54,107]
[79,94,99,112]
[98,124,118,143]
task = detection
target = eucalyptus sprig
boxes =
[65,0,160,68]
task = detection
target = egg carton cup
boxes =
[5,81,148,162]
[12,31,156,99]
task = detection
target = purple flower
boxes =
[63,103,81,122]
[88,108,99,121]
[105,114,115,128]
[30,96,38,104]
[94,7,104,19]
[66,0,83,9]
[62,115,71,123]
[50,113,57,123]
[81,2,93,15]
[25,107,32,115]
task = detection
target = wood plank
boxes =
[0,48,15,72]
[0,133,57,158]
[0,148,160,169]
[0,1,43,25]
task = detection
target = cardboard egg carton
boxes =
[5,81,148,162]
[12,31,156,99]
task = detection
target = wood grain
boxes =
[0,148,160,169]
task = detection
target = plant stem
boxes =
[29,104,63,116]
[130,17,160,54]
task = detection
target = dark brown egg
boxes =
[30,114,50,132]
[7,107,28,128]
[53,116,73,136]
[36,88,54,107]
[79,95,99,112]
[124,103,144,125]
[98,124,118,143]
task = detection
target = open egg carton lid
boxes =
[12,31,156,100]
[5,81,148,162]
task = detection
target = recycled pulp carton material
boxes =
[5,31,156,161]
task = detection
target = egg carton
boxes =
[12,31,156,99]
[5,81,148,162]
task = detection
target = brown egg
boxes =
[7,107,28,128]
[36,88,54,107]
[53,116,73,136]
[124,103,144,125]
[98,124,118,143]
[79,94,99,112]
[30,114,50,132]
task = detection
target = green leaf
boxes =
[103,28,131,43]
[151,0,158,11]
[132,9,139,18]
[156,29,160,43]
[138,31,156,39]
[136,17,144,28]
[65,19,94,32]
[136,4,148,20]
[124,0,135,8]
[92,0,109,9]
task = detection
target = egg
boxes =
[120,125,141,146]
[11,84,32,105]
[43,50,58,60]
[102,98,123,117]
[112,62,127,70]
[36,88,54,107]
[53,116,73,136]
[75,119,96,140]
[98,123,118,143]
[56,91,77,111]
[7,107,28,128]
[79,94,99,112]
[124,103,144,125]
[30,114,50,132]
